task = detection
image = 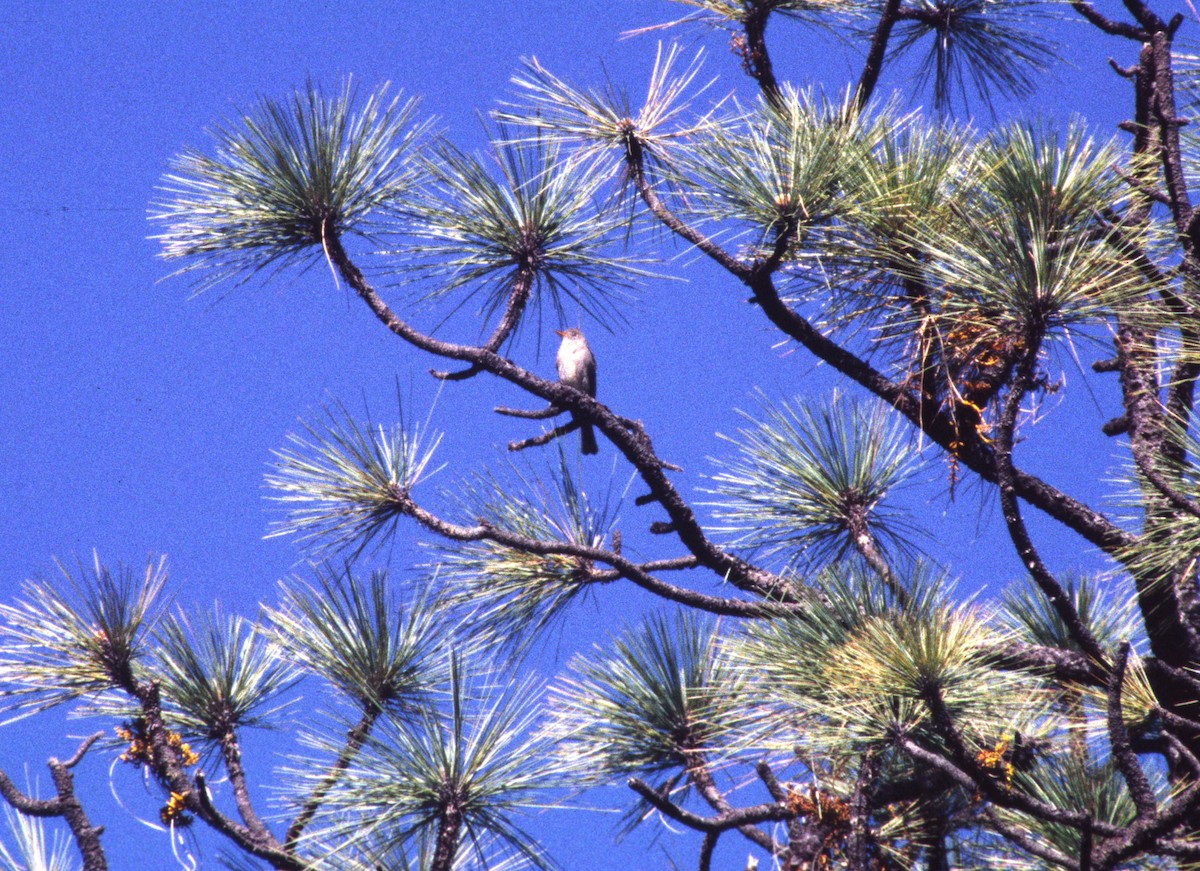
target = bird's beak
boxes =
[554,329,568,337]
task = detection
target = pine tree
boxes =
[4,2,1200,869]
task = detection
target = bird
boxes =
[555,327,598,455]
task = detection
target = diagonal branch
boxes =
[507,418,582,453]
[1113,314,1200,661]
[321,227,795,602]
[758,271,1134,557]
[628,137,1134,559]
[1095,755,1200,867]
[981,805,1079,870]
[624,137,750,280]
[1119,0,1168,33]
[1130,448,1200,520]
[739,2,782,105]
[131,681,302,869]
[904,697,1110,833]
[685,751,780,855]
[218,726,274,845]
[846,503,908,607]
[854,0,903,110]
[1070,1,1149,39]
[286,706,380,847]
[432,264,537,380]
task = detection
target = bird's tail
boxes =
[581,423,598,455]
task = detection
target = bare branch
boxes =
[1070,1,1149,39]
[992,341,1109,665]
[47,739,108,871]
[216,727,274,844]
[627,777,792,834]
[431,265,537,381]
[992,640,1103,684]
[846,505,908,608]
[686,752,779,854]
[624,137,750,280]
[854,0,902,110]
[915,688,1114,833]
[495,403,560,420]
[393,487,797,616]
[0,735,110,871]
[1107,643,1157,816]
[756,760,787,802]
[738,2,782,105]
[981,805,1079,870]
[61,733,104,769]
[507,420,579,453]
[1130,448,1200,519]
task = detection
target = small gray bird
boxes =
[555,327,598,455]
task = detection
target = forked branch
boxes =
[0,734,108,871]
[321,223,793,602]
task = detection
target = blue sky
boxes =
[0,2,1174,868]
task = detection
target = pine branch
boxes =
[132,681,301,869]
[903,702,1106,834]
[739,2,782,106]
[0,734,108,871]
[625,103,1136,561]
[992,340,1109,666]
[322,227,794,602]
[854,0,902,110]
[394,486,793,616]
[627,777,792,834]
[685,751,779,854]
[218,726,275,845]
[846,506,908,608]
[982,804,1081,870]
[431,264,536,380]
[846,752,881,871]
[1107,643,1158,816]
[1070,1,1148,39]
[284,707,381,847]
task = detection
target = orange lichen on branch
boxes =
[943,318,1026,426]
[923,314,1031,496]
[167,730,201,767]
[785,784,854,869]
[786,784,852,826]
[159,790,193,827]
[116,719,200,768]
[976,738,1016,786]
[116,720,152,766]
